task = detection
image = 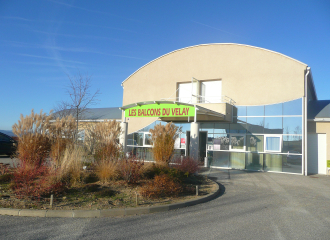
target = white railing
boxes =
[160,95,236,105]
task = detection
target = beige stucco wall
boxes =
[122,44,307,106]
[122,44,308,134]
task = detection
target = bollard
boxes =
[196,185,199,196]
[135,192,138,206]
[50,194,53,207]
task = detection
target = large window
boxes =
[200,80,222,103]
[206,98,303,174]
[127,121,188,160]
[178,82,194,103]
[178,80,222,103]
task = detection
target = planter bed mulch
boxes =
[0,177,217,210]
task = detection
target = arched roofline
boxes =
[121,43,308,86]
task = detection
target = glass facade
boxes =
[126,98,303,174]
[206,98,303,174]
[126,121,188,161]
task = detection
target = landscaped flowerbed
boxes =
[0,175,216,210]
[0,110,213,210]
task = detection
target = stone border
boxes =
[0,180,220,218]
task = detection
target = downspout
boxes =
[304,67,310,176]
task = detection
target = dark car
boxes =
[0,132,17,156]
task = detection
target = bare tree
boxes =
[53,101,74,119]
[55,73,101,140]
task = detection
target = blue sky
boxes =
[0,0,329,130]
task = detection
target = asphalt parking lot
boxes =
[1,169,330,239]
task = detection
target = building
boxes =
[118,43,328,175]
[54,107,122,142]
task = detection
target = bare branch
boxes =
[54,72,101,141]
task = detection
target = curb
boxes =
[0,181,220,218]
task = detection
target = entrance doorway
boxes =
[186,131,190,156]
[186,130,207,163]
[199,131,207,163]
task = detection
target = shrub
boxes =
[11,162,64,199]
[0,164,13,183]
[83,171,98,184]
[172,156,200,176]
[140,174,183,199]
[12,110,53,167]
[95,160,120,183]
[0,173,13,183]
[85,120,121,155]
[140,163,169,179]
[94,141,121,163]
[55,146,85,186]
[49,115,76,165]
[120,159,144,184]
[149,123,180,166]
[140,163,185,181]
[0,164,10,175]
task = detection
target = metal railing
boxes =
[160,95,236,105]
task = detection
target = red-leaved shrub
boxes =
[0,164,12,183]
[11,162,64,199]
[140,174,183,199]
[120,159,144,184]
[172,157,200,176]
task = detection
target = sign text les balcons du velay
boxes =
[125,103,195,118]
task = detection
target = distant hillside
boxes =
[0,130,15,137]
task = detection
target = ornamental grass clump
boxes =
[149,122,180,166]
[95,160,120,183]
[90,120,123,182]
[12,109,53,167]
[86,120,121,158]
[55,145,86,186]
[48,115,76,166]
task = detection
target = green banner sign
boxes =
[327,160,330,168]
[125,103,195,118]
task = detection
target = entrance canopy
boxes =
[120,101,226,122]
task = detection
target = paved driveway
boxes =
[1,169,330,239]
[0,156,18,167]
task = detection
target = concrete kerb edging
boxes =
[0,180,221,218]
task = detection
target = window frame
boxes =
[264,135,282,153]
[143,133,153,147]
